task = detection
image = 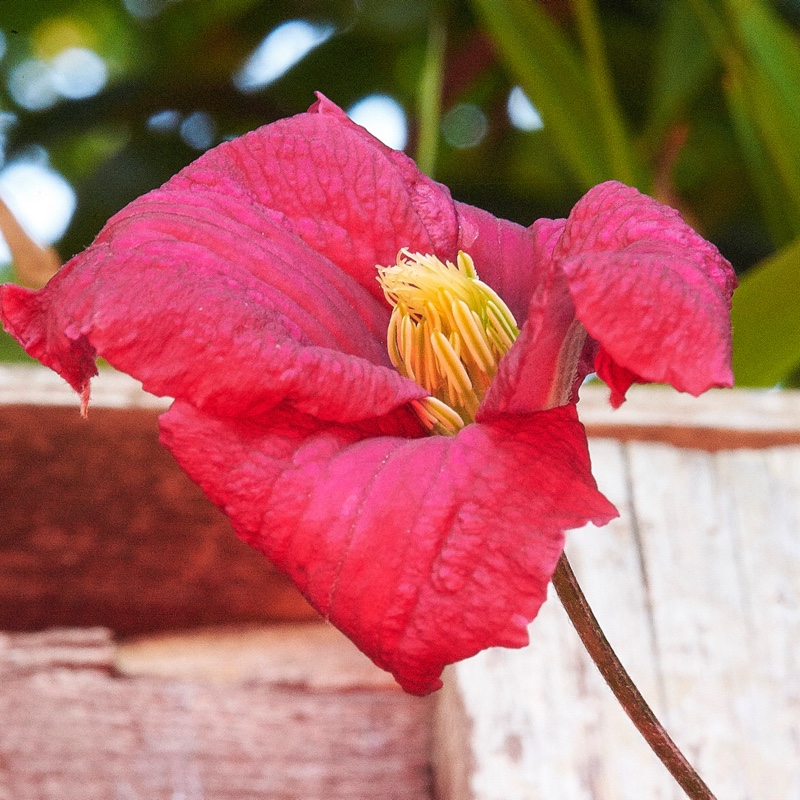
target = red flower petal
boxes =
[1,97,472,422]
[555,182,736,401]
[0,200,427,422]
[454,204,590,416]
[159,401,617,695]
[455,201,546,324]
[594,347,643,409]
[477,217,584,416]
[174,93,459,299]
[0,100,735,695]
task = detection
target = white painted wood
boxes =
[0,626,433,800]
[3,366,799,798]
[115,623,398,689]
[577,384,800,437]
[3,364,800,438]
[0,364,169,409]
[435,439,800,800]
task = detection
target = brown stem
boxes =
[552,553,717,800]
[0,198,62,290]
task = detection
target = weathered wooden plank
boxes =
[433,440,676,800]
[434,439,800,800]
[629,443,800,800]
[578,384,800,449]
[115,623,399,689]
[0,364,433,797]
[4,364,800,441]
[0,390,315,634]
[4,364,800,797]
[0,364,169,409]
[0,625,434,800]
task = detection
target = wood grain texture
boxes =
[3,365,799,798]
[434,438,800,800]
[0,364,169,409]
[0,386,316,634]
[0,626,434,800]
[115,623,400,689]
[578,384,800,449]
[0,365,433,798]
[4,364,799,438]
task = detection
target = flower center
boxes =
[377,249,520,435]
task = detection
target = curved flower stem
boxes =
[552,553,717,800]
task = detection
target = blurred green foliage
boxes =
[0,0,799,385]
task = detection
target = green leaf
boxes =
[723,62,800,244]
[469,0,633,189]
[690,0,800,244]
[415,2,447,177]
[570,0,639,186]
[0,331,37,363]
[721,0,800,104]
[731,236,800,386]
[643,0,716,148]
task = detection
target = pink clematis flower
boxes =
[0,95,735,695]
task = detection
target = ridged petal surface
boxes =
[160,401,616,694]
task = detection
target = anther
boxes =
[377,249,520,434]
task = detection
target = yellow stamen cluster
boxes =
[377,249,520,435]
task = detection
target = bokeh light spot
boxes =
[147,109,182,133]
[234,20,334,92]
[180,111,216,150]
[507,86,544,131]
[8,60,59,111]
[347,94,407,151]
[32,17,96,59]
[0,160,76,264]
[8,46,108,110]
[442,103,488,149]
[51,48,108,100]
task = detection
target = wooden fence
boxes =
[1,365,798,799]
